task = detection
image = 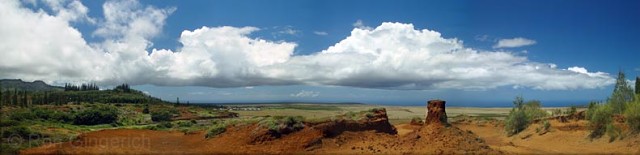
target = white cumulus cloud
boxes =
[353,19,372,30]
[0,0,616,91]
[493,37,537,48]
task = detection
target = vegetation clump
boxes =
[505,96,547,136]
[176,120,194,127]
[344,108,382,120]
[8,107,73,123]
[1,125,41,139]
[624,95,640,133]
[587,71,640,140]
[606,124,622,142]
[74,104,119,125]
[410,116,424,125]
[151,110,173,122]
[259,116,305,135]
[206,122,227,139]
[587,103,611,139]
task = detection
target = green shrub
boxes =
[151,111,173,122]
[543,120,551,131]
[586,102,596,117]
[157,121,173,129]
[9,109,37,121]
[606,124,622,142]
[74,105,119,125]
[411,116,424,124]
[176,121,193,127]
[1,125,40,139]
[345,111,359,120]
[564,105,577,115]
[523,100,548,120]
[0,119,20,127]
[369,108,383,112]
[143,125,158,130]
[624,98,640,133]
[551,109,562,116]
[504,96,546,136]
[344,109,381,121]
[205,123,227,138]
[9,108,73,123]
[365,113,374,119]
[142,104,150,114]
[259,116,305,134]
[505,109,529,136]
[587,103,613,139]
[32,108,74,123]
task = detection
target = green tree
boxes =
[74,105,119,125]
[513,95,524,109]
[505,96,548,136]
[610,71,634,114]
[0,84,3,107]
[13,88,18,106]
[625,95,640,133]
[587,103,613,139]
[151,111,172,122]
[505,108,528,136]
[142,104,150,114]
[636,76,640,95]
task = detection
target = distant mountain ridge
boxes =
[0,79,63,91]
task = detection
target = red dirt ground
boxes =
[22,124,498,154]
[22,110,640,154]
[22,109,499,154]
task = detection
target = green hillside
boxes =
[0,79,62,91]
[0,80,166,106]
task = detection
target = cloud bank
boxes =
[0,0,615,90]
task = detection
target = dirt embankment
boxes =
[454,112,640,154]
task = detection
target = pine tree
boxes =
[143,104,150,114]
[610,71,634,114]
[13,88,18,106]
[21,91,27,107]
[0,84,3,107]
[513,95,524,109]
[636,76,640,95]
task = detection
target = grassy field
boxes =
[229,103,520,124]
[231,103,582,124]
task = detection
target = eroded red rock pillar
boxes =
[425,100,449,126]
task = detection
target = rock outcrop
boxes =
[553,110,586,123]
[425,100,449,126]
[410,118,424,126]
[313,108,398,137]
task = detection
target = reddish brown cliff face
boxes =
[425,100,449,126]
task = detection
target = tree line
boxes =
[64,83,99,91]
[0,83,164,107]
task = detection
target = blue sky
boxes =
[1,0,638,106]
